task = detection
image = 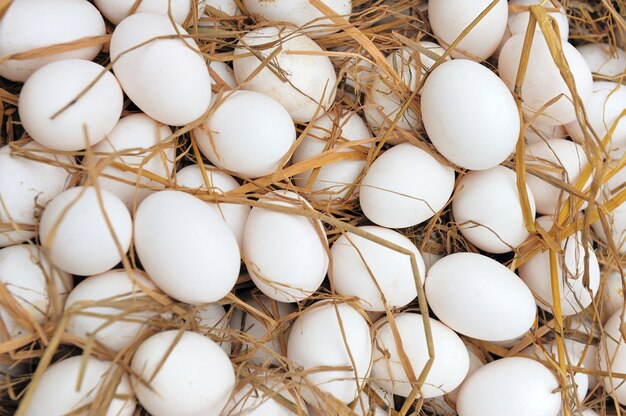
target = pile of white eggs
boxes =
[0,0,625,415]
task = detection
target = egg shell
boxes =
[225,381,303,416]
[593,198,626,253]
[243,0,351,38]
[24,355,135,416]
[110,13,212,126]
[359,143,455,228]
[525,120,568,144]
[196,303,231,354]
[198,0,240,26]
[18,59,123,151]
[577,43,626,78]
[425,252,536,341]
[428,0,508,61]
[233,26,337,123]
[292,110,371,202]
[452,166,536,253]
[456,357,560,416]
[39,186,132,276]
[131,330,235,416]
[134,190,240,304]
[525,138,589,215]
[0,142,74,247]
[603,270,625,320]
[446,344,486,404]
[600,309,626,405]
[330,225,425,311]
[243,190,328,303]
[372,312,469,398]
[195,90,296,178]
[0,245,72,338]
[95,0,192,25]
[507,0,569,41]
[176,164,250,248]
[421,59,519,170]
[0,0,106,82]
[287,302,372,404]
[91,113,175,211]
[229,294,295,366]
[65,270,157,352]
[209,61,237,89]
[499,34,593,125]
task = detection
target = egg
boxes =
[330,225,426,311]
[565,81,626,160]
[577,43,626,78]
[131,330,235,416]
[603,269,625,320]
[292,110,371,201]
[499,34,593,125]
[24,355,136,416]
[65,269,157,352]
[287,301,372,405]
[229,293,295,365]
[600,309,626,405]
[0,142,74,247]
[425,252,536,341]
[452,166,536,253]
[39,186,132,276]
[198,0,240,26]
[456,357,560,416]
[446,344,486,404]
[196,303,231,354]
[195,90,296,178]
[90,113,175,211]
[209,61,237,90]
[225,380,303,416]
[525,120,568,143]
[94,0,192,25]
[507,0,569,41]
[593,198,626,253]
[359,143,455,228]
[134,190,240,304]
[233,26,337,123]
[0,245,72,338]
[372,313,469,398]
[421,59,519,170]
[243,0,351,38]
[176,164,250,248]
[0,0,106,82]
[428,0,508,61]
[525,138,589,215]
[110,13,212,126]
[244,191,328,302]
[18,59,123,151]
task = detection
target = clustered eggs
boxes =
[0,0,624,415]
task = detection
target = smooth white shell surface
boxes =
[95,0,192,25]
[577,43,626,78]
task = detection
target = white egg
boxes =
[372,313,469,398]
[18,59,123,151]
[176,164,250,248]
[507,0,569,41]
[593,198,626,253]
[603,269,625,320]
[0,142,74,247]
[134,190,240,304]
[292,110,371,201]
[244,191,328,302]
[229,294,295,366]
[39,186,132,276]
[421,59,519,170]
[131,330,235,416]
[565,81,626,160]
[0,0,106,82]
[525,120,568,144]
[233,26,337,123]
[195,90,296,178]
[0,245,72,338]
[198,0,240,26]
[330,225,425,311]
[225,381,303,416]
[95,0,192,25]
[359,143,455,228]
[209,61,237,89]
[65,269,157,352]
[24,355,136,416]
[110,13,212,126]
[452,166,536,253]
[244,0,351,38]
[428,0,508,61]
[525,138,589,215]
[90,113,175,211]
[447,344,486,404]
[600,309,626,405]
[456,357,560,416]
[577,43,626,78]
[425,252,536,341]
[499,34,593,125]
[287,301,372,405]
[196,303,231,354]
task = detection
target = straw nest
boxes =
[0,0,625,415]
